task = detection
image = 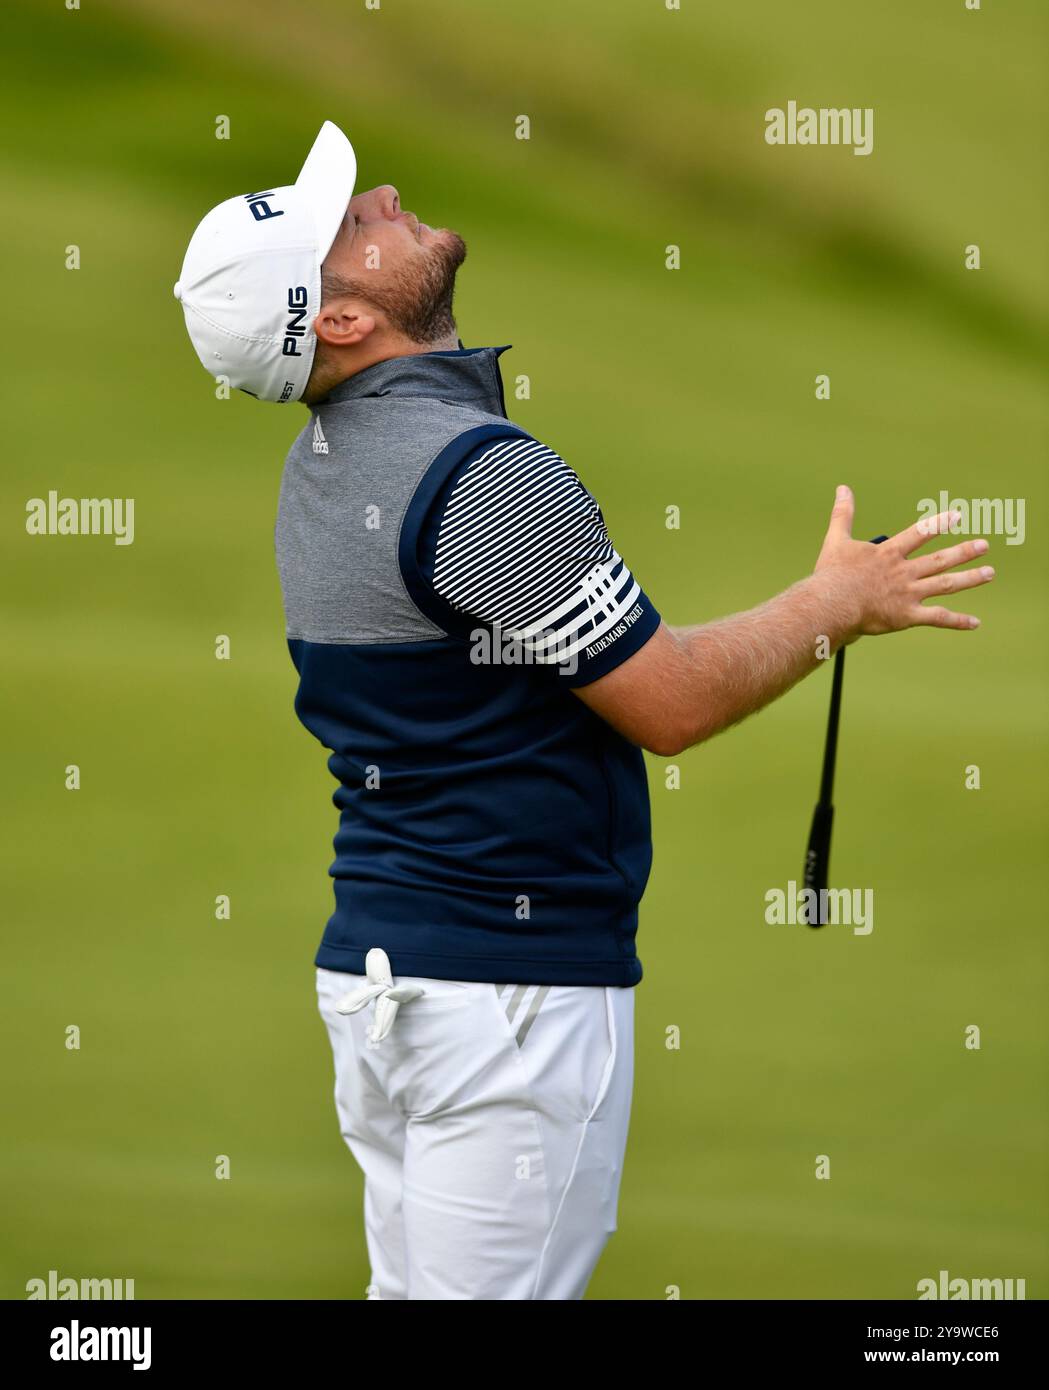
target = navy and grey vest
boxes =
[275,347,651,986]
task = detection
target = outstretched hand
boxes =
[815,485,995,637]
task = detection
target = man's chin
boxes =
[425,225,466,258]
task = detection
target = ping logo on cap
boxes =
[283,287,310,357]
[244,191,285,222]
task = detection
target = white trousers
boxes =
[316,964,635,1300]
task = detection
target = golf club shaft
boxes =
[804,534,888,924]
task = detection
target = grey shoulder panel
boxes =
[275,398,512,645]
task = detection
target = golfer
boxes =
[174,122,993,1300]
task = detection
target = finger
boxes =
[914,564,995,599]
[891,509,962,556]
[826,484,855,542]
[911,537,989,578]
[912,605,981,630]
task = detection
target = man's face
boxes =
[322,184,467,344]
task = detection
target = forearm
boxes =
[574,491,991,755]
[666,569,860,748]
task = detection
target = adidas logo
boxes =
[312,416,329,455]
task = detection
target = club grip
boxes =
[803,800,834,927]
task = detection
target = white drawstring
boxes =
[335,948,424,1043]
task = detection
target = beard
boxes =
[345,231,467,346]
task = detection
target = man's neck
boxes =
[304,330,460,406]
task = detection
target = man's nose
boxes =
[347,185,401,220]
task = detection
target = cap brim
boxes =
[296,120,358,262]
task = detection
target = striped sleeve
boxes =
[425,434,661,686]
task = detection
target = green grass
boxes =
[2,0,1047,1299]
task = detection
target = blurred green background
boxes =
[3,0,1047,1300]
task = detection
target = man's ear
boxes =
[313,299,377,350]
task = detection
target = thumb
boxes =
[826,484,855,543]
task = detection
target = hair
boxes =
[303,270,369,403]
[304,234,467,403]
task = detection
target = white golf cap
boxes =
[173,121,357,403]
